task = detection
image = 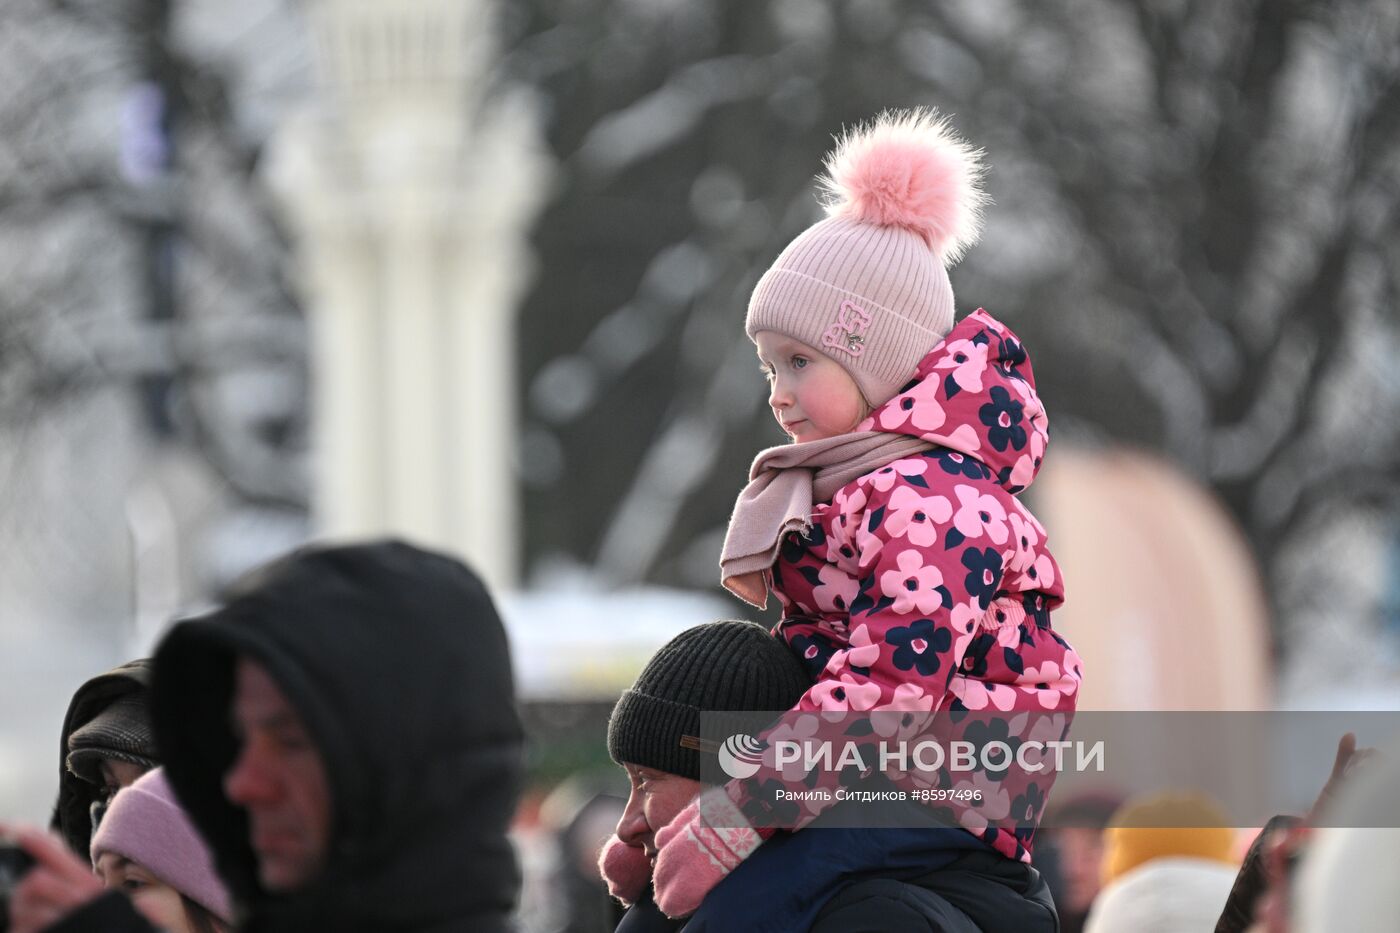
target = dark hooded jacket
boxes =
[50,658,155,856]
[150,539,524,932]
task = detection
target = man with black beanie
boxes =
[597,619,1059,932]
[598,620,812,932]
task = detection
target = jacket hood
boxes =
[151,540,523,932]
[50,658,154,856]
[863,308,1049,494]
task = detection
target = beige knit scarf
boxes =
[720,432,935,607]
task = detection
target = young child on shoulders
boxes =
[651,108,1083,925]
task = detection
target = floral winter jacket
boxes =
[731,309,1083,864]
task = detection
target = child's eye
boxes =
[791,356,808,370]
[122,878,147,892]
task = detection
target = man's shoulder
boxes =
[811,876,971,933]
[812,850,1059,933]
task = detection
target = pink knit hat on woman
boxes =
[746,108,988,408]
[91,767,234,923]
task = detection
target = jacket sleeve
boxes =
[40,891,160,933]
[1214,814,1302,933]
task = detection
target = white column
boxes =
[268,0,549,592]
[303,223,384,533]
[381,209,445,539]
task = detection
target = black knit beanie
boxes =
[607,620,811,780]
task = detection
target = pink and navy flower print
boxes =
[961,547,1004,610]
[886,619,952,676]
[980,386,1028,454]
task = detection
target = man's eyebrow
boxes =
[236,709,306,732]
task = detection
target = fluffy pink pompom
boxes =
[818,108,988,262]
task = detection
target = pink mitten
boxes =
[597,834,651,906]
[651,790,762,919]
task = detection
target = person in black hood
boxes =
[50,659,158,857]
[5,539,524,933]
[152,539,524,932]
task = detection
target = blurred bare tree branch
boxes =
[0,0,308,509]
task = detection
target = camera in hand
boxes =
[0,844,37,933]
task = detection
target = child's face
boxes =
[755,330,868,443]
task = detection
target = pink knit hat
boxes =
[91,767,234,923]
[746,108,988,408]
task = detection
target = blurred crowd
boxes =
[1,538,1394,932]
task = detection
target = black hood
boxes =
[50,658,154,856]
[151,540,524,932]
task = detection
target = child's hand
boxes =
[651,790,762,919]
[597,834,650,907]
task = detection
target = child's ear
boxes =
[858,393,875,421]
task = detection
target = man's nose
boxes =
[615,791,649,847]
[224,740,276,805]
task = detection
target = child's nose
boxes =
[768,378,791,408]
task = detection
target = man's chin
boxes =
[257,854,318,893]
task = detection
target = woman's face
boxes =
[95,852,194,933]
